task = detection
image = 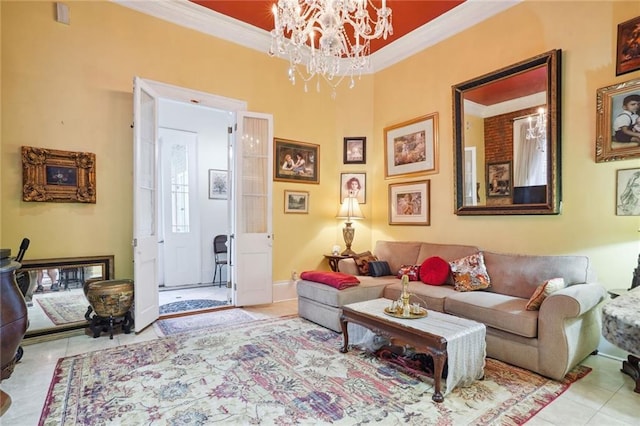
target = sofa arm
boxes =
[540,283,608,318]
[338,258,359,276]
[536,282,607,380]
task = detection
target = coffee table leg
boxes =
[432,351,446,403]
[340,315,349,353]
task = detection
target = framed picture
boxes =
[384,113,438,179]
[487,161,512,197]
[208,169,228,199]
[596,77,640,162]
[274,138,320,184]
[284,190,309,214]
[343,137,366,164]
[388,180,430,225]
[616,167,640,216]
[340,172,366,204]
[22,146,96,203]
[616,16,640,76]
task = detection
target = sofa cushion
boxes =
[353,251,378,275]
[297,276,394,308]
[445,291,539,338]
[525,277,565,311]
[483,251,591,299]
[368,261,392,277]
[384,281,456,312]
[299,271,360,290]
[419,256,450,286]
[373,241,423,275]
[396,265,420,281]
[449,252,491,292]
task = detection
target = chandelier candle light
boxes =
[270,0,393,95]
[336,193,364,256]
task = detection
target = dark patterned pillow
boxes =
[353,251,378,275]
[368,261,392,277]
[396,265,420,281]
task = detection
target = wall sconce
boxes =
[336,194,364,256]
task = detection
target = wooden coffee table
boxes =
[340,298,486,402]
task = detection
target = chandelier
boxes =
[526,107,547,151]
[269,0,393,95]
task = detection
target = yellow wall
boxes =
[0,1,370,279]
[371,0,640,289]
[1,1,639,291]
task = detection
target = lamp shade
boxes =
[336,197,364,221]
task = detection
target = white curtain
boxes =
[514,119,547,187]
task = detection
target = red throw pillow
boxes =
[300,271,360,290]
[419,256,450,286]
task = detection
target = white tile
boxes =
[598,390,640,424]
[586,411,637,426]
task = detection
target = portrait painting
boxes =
[388,180,430,225]
[340,172,366,204]
[616,16,640,76]
[616,167,640,216]
[46,166,78,186]
[343,137,366,164]
[384,113,439,178]
[595,77,640,162]
[274,138,320,184]
[487,161,512,197]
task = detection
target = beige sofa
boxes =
[297,240,608,380]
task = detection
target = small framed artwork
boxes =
[208,169,228,199]
[384,113,439,179]
[616,167,640,216]
[284,190,309,214]
[340,172,366,204]
[596,77,640,162]
[274,138,320,184]
[343,137,366,164]
[22,146,96,203]
[487,161,512,197]
[616,16,640,76]
[388,180,430,226]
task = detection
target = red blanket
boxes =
[300,271,360,290]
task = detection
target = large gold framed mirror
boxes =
[453,49,561,215]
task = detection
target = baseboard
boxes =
[273,280,297,302]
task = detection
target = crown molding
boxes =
[113,0,521,74]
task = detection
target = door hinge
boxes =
[132,238,137,248]
[228,126,233,134]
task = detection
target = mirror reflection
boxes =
[16,256,114,337]
[453,49,561,215]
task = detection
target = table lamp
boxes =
[336,194,364,256]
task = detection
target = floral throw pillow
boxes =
[396,265,420,281]
[526,277,565,311]
[353,251,378,276]
[449,252,491,292]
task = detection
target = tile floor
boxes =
[1,299,638,425]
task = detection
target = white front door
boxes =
[133,76,160,332]
[159,128,201,287]
[233,112,274,306]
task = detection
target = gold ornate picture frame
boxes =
[388,180,431,226]
[22,146,96,203]
[596,78,640,163]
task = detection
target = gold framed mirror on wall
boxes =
[452,49,562,215]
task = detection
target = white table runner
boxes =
[344,298,486,395]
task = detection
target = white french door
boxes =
[133,77,160,332]
[233,112,273,306]
[159,128,201,287]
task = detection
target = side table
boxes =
[324,254,351,272]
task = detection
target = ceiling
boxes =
[189,0,466,54]
[116,0,521,73]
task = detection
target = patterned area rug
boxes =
[35,293,89,325]
[40,317,590,425]
[159,299,228,314]
[153,308,259,337]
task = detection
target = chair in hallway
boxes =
[213,235,228,287]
